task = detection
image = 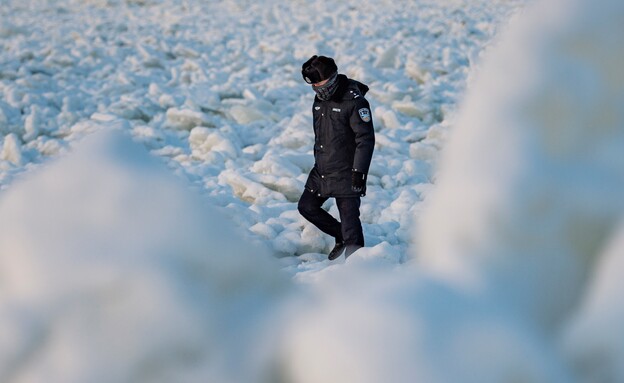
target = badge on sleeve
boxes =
[358,108,371,122]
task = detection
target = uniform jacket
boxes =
[304,74,375,197]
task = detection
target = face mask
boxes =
[312,72,339,101]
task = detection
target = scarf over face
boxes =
[312,72,339,101]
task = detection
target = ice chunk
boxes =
[229,104,264,124]
[0,133,22,165]
[252,173,303,202]
[189,127,240,160]
[392,99,430,119]
[374,45,400,69]
[378,108,401,130]
[186,84,220,111]
[23,106,41,142]
[251,152,304,178]
[405,57,427,84]
[219,169,287,204]
[166,107,212,130]
[250,222,278,239]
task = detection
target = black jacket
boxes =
[304,75,375,197]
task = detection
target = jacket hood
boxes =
[351,79,369,96]
[324,75,369,102]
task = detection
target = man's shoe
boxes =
[328,241,346,260]
[345,245,363,258]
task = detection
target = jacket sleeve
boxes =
[350,98,375,174]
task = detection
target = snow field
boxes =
[6,0,623,382]
[0,0,522,260]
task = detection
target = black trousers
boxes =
[297,189,364,247]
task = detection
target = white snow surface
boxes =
[0,0,521,260]
[1,0,623,382]
[414,0,624,382]
[0,130,289,383]
[417,0,624,332]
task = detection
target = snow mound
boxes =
[416,0,624,331]
[0,129,289,383]
[282,268,572,383]
[563,221,624,383]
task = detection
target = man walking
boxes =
[297,55,375,260]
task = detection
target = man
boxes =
[297,55,375,260]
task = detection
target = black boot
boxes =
[328,241,346,260]
[345,245,362,258]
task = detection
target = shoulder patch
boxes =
[358,108,371,122]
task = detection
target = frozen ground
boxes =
[0,0,522,275]
[3,0,623,382]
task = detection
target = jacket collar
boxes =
[330,74,349,101]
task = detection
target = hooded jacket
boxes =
[304,74,375,197]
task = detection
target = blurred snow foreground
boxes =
[0,129,290,383]
[1,0,624,382]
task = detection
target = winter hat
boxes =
[301,55,338,84]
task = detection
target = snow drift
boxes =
[0,129,289,383]
[563,220,624,383]
[417,0,624,330]
[281,264,573,383]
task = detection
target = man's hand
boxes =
[351,171,367,193]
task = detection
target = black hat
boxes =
[301,55,338,84]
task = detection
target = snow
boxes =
[0,129,289,383]
[417,0,624,331]
[282,267,574,383]
[0,133,23,165]
[563,221,624,383]
[413,0,624,381]
[1,0,622,381]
